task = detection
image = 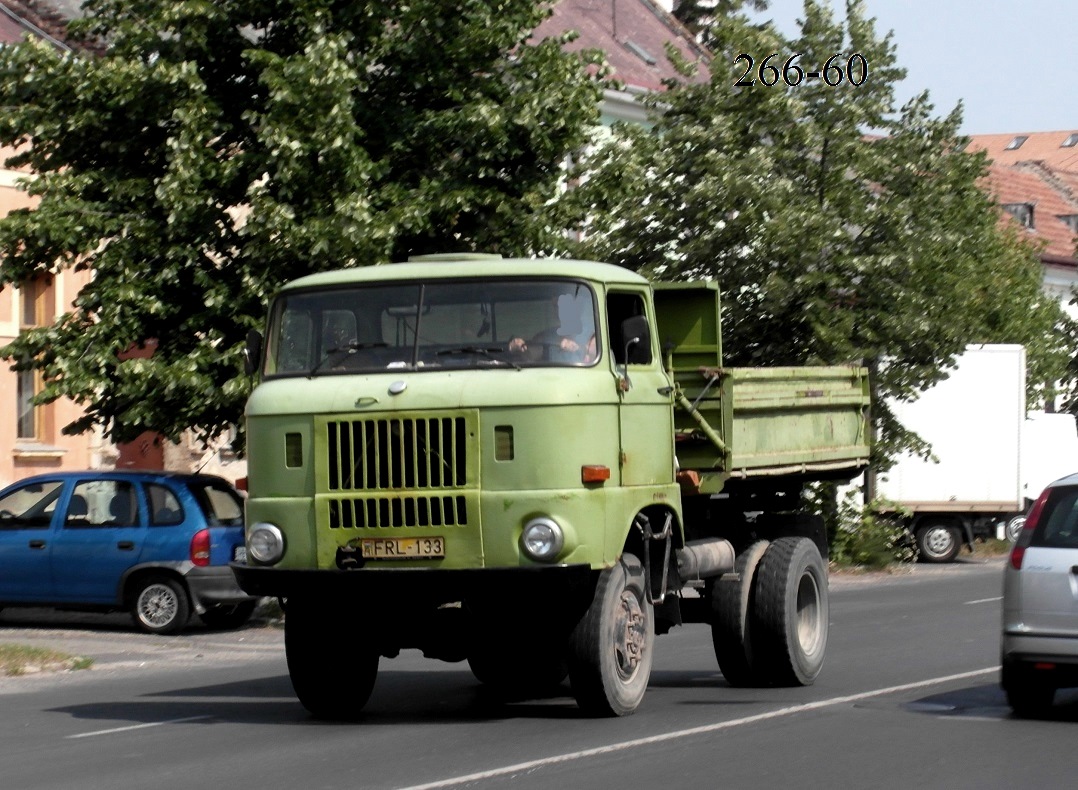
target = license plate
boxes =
[233,545,247,563]
[361,536,445,559]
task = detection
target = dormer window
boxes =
[1003,202,1034,228]
[1062,133,1078,148]
[1005,136,1028,150]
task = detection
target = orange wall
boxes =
[0,145,109,488]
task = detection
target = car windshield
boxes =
[263,278,599,376]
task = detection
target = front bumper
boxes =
[230,561,595,603]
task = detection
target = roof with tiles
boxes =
[0,1,69,45]
[534,0,710,92]
[982,161,1078,264]
[967,130,1078,171]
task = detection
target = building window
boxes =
[1005,136,1028,150]
[16,278,49,441]
[1062,133,1078,148]
[1060,215,1078,233]
[1002,203,1034,229]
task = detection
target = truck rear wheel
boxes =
[568,555,653,716]
[916,520,960,563]
[751,537,828,686]
[285,600,378,719]
[710,540,769,686]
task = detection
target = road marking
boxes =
[965,596,1003,605]
[399,667,999,790]
[67,715,213,739]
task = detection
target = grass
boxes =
[0,644,94,676]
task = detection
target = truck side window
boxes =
[607,292,652,365]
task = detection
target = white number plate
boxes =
[361,536,445,559]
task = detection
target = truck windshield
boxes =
[263,279,599,376]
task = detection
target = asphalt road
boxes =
[1,556,1076,790]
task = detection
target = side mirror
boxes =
[244,329,263,376]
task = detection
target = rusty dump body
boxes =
[235,256,871,718]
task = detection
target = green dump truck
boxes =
[233,254,870,717]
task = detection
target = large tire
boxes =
[130,575,191,635]
[467,638,568,696]
[751,537,828,686]
[568,555,653,716]
[1002,662,1056,718]
[916,520,961,563]
[285,600,379,719]
[200,600,257,630]
[710,540,769,686]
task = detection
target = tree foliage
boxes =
[558,0,1071,462]
[0,0,603,443]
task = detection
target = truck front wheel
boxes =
[916,520,961,563]
[568,555,653,716]
[285,599,379,719]
[751,537,828,686]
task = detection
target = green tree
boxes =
[560,0,1070,461]
[0,0,603,443]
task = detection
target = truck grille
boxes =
[328,494,468,529]
[321,413,475,529]
[327,416,467,490]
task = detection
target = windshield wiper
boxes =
[436,346,520,369]
[307,342,389,378]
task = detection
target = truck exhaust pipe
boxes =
[676,538,736,581]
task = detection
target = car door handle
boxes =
[28,539,46,550]
[117,541,136,551]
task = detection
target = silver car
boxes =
[1001,472,1078,716]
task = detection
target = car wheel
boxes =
[916,521,961,563]
[1002,662,1055,718]
[200,601,257,630]
[130,575,191,635]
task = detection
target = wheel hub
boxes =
[614,590,646,680]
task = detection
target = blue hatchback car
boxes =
[0,471,257,634]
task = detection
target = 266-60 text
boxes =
[734,53,868,87]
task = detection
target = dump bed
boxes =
[653,282,870,493]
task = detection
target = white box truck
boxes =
[877,344,1078,562]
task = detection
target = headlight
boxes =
[248,522,285,565]
[520,517,564,562]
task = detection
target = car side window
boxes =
[147,484,184,526]
[0,480,63,529]
[65,480,140,528]
[189,481,244,527]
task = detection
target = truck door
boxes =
[606,290,674,487]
